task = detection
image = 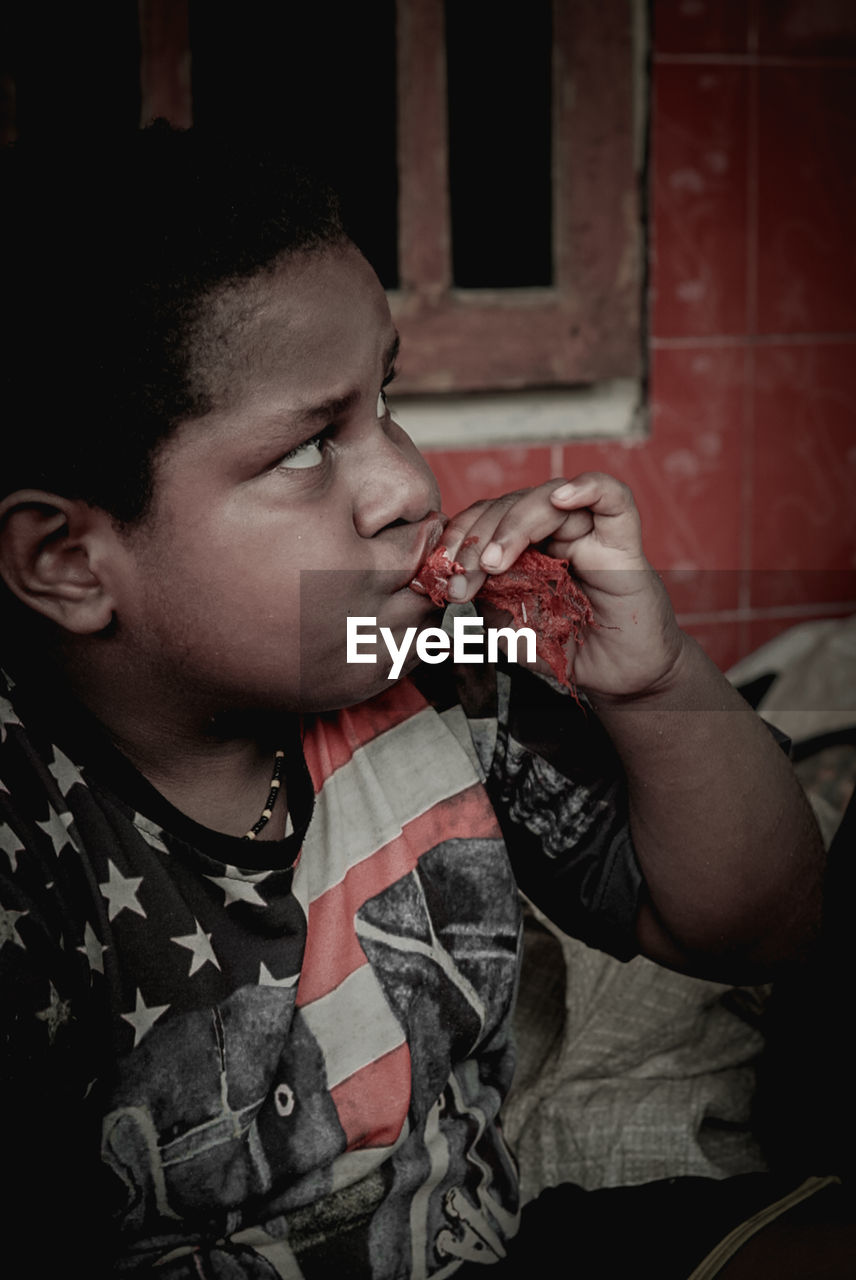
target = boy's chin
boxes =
[297,662,415,714]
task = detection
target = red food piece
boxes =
[411,544,595,690]
[410,544,466,608]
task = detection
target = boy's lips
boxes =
[390,513,448,593]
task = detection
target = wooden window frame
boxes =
[392,0,644,395]
[139,0,645,419]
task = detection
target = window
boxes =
[140,0,649,441]
[393,1,645,395]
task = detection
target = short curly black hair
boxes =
[1,122,347,525]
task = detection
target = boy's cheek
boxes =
[294,598,440,709]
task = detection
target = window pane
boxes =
[445,0,552,288]
[190,1,399,287]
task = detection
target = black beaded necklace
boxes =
[242,748,286,840]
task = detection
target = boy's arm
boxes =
[439,473,824,980]
[588,634,822,978]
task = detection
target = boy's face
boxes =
[112,244,444,716]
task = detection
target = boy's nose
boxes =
[352,419,440,537]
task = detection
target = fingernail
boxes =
[481,542,502,569]
[447,575,467,601]
[551,483,578,502]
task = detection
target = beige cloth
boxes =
[726,614,856,746]
[504,904,768,1201]
[504,614,856,1202]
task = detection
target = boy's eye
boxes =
[378,364,398,419]
[278,434,326,470]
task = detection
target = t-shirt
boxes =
[0,660,641,1277]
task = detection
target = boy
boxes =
[0,127,826,1276]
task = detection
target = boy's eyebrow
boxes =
[295,333,401,426]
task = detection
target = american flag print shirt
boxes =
[0,662,641,1277]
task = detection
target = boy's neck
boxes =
[39,650,296,842]
[110,726,292,842]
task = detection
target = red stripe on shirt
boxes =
[297,785,502,1006]
[331,1041,412,1151]
[302,680,430,785]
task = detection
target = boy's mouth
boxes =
[391,512,448,593]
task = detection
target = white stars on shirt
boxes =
[0,813,24,873]
[258,962,298,988]
[77,920,107,977]
[0,904,27,950]
[205,868,272,908]
[121,988,170,1048]
[35,981,73,1043]
[99,860,146,921]
[46,748,83,801]
[0,700,22,744]
[35,810,76,846]
[171,921,221,977]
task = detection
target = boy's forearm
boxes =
[586,633,825,979]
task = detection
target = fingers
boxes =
[439,500,502,602]
[442,496,515,565]
[438,473,645,603]
[549,472,642,551]
[442,485,559,601]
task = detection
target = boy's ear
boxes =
[0,491,121,635]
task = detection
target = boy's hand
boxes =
[442,473,825,979]
[440,473,687,700]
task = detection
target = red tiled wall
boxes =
[424,0,856,671]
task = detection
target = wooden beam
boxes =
[138,0,192,128]
[397,0,452,295]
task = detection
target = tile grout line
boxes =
[747,0,760,58]
[738,40,760,639]
[654,54,856,69]
[651,332,856,348]
[677,600,856,627]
